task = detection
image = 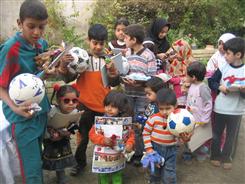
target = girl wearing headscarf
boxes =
[206,33,236,78]
[166,39,195,106]
[147,18,171,73]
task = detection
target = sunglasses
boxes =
[61,97,79,104]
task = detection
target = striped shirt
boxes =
[125,47,157,97]
[143,113,177,151]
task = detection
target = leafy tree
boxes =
[90,0,245,48]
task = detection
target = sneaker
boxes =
[223,163,232,170]
[70,164,86,176]
[210,160,221,167]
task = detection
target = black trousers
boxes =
[210,112,242,163]
[74,106,103,166]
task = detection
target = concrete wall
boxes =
[0,0,96,42]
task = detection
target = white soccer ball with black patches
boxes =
[167,108,195,136]
[9,73,45,105]
[68,47,89,74]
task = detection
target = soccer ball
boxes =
[9,73,45,105]
[167,108,195,136]
[67,47,89,74]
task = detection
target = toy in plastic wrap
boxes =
[136,114,148,126]
[141,151,165,174]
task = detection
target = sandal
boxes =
[223,163,232,170]
[210,160,221,167]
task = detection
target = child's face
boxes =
[115,24,126,42]
[224,49,242,65]
[158,26,169,40]
[58,92,79,114]
[104,104,119,117]
[88,39,105,57]
[158,104,175,117]
[218,41,225,54]
[18,18,47,45]
[124,34,136,49]
[185,74,195,84]
[145,87,157,103]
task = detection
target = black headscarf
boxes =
[147,18,171,53]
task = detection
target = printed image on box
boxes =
[92,116,132,173]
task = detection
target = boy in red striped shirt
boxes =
[143,88,191,184]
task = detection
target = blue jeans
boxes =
[150,142,177,184]
[131,96,147,157]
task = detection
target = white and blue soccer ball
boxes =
[9,73,45,105]
[167,108,195,136]
[67,47,89,74]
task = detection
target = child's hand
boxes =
[121,77,135,85]
[106,62,119,77]
[219,85,229,94]
[157,53,168,60]
[57,53,74,74]
[48,127,62,141]
[58,129,71,137]
[125,144,133,153]
[104,137,113,147]
[133,122,142,129]
[122,78,142,87]
[121,48,127,56]
[34,51,52,70]
[12,103,35,118]
[60,53,74,67]
[179,132,192,143]
[146,148,154,154]
[187,106,197,113]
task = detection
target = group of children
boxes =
[0,0,245,184]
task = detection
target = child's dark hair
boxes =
[145,77,167,93]
[114,17,129,29]
[124,24,145,44]
[156,88,177,106]
[224,37,245,59]
[104,90,134,117]
[88,24,108,41]
[187,61,206,81]
[19,0,48,22]
[51,84,79,105]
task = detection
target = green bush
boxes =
[90,0,245,48]
[44,0,84,47]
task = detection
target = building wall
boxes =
[0,0,96,42]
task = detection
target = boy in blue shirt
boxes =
[0,0,69,183]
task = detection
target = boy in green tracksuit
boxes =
[0,0,71,183]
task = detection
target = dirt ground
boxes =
[15,118,245,184]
